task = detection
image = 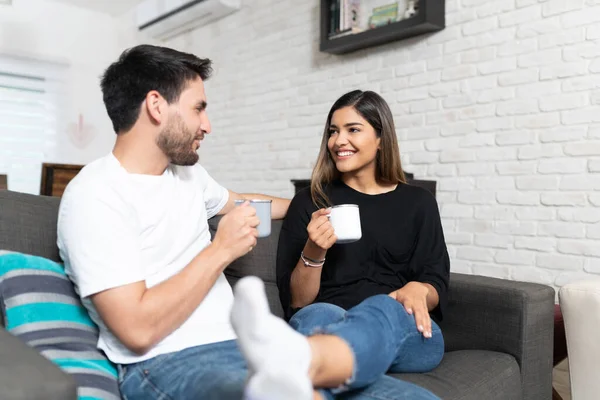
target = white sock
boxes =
[231,276,313,400]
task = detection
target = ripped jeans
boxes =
[289,294,444,400]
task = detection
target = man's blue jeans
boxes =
[290,294,443,400]
[119,295,443,399]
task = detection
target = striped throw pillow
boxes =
[0,251,120,400]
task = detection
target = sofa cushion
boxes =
[0,251,120,400]
[0,191,61,263]
[393,350,522,400]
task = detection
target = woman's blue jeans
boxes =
[290,294,444,400]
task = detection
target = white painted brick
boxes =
[425,137,460,152]
[458,162,496,177]
[475,206,515,221]
[563,41,600,61]
[519,143,564,160]
[515,113,561,129]
[477,117,513,132]
[446,233,473,245]
[517,17,562,39]
[409,151,439,164]
[515,81,561,98]
[589,160,600,172]
[558,239,600,257]
[477,0,517,17]
[590,59,600,73]
[477,177,515,190]
[497,161,537,176]
[462,76,498,92]
[496,131,535,146]
[561,6,600,29]
[586,223,600,239]
[442,204,475,218]
[539,222,586,238]
[460,133,495,147]
[538,254,584,270]
[443,94,477,109]
[513,267,556,285]
[476,27,518,47]
[589,125,600,139]
[447,8,478,25]
[396,88,429,103]
[444,37,479,55]
[428,164,457,177]
[538,158,587,174]
[451,261,473,274]
[429,82,461,98]
[515,207,556,221]
[564,141,600,156]
[558,208,600,223]
[426,111,459,125]
[459,105,496,120]
[498,69,540,87]
[394,114,423,128]
[496,221,538,235]
[472,265,511,279]
[517,0,537,7]
[555,272,594,287]
[427,26,462,45]
[540,28,585,49]
[562,107,600,125]
[441,65,478,81]
[458,219,495,233]
[541,192,588,206]
[367,68,394,82]
[460,48,496,64]
[476,147,518,161]
[380,78,409,94]
[543,0,585,17]
[518,49,562,67]
[516,176,560,190]
[587,22,600,39]
[497,191,540,205]
[539,126,587,143]
[409,99,439,113]
[591,90,600,105]
[559,175,600,191]
[475,233,513,248]
[584,258,600,274]
[497,100,539,116]
[495,250,536,266]
[462,0,488,8]
[540,62,587,81]
[497,38,538,57]
[441,121,476,137]
[409,44,444,62]
[540,93,588,112]
[463,16,498,36]
[440,149,477,163]
[395,61,426,77]
[478,57,517,75]
[499,6,542,27]
[515,237,557,252]
[477,87,515,104]
[459,191,497,205]
[562,76,600,92]
[457,246,495,262]
[409,71,442,87]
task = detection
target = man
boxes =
[57,44,297,399]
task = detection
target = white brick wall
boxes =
[165,0,600,290]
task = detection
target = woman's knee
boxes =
[289,302,346,334]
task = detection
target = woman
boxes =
[275,90,450,399]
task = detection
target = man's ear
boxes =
[145,90,165,125]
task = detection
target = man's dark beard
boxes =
[156,117,199,166]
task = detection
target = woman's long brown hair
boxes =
[310,90,406,208]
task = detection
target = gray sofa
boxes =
[0,189,555,400]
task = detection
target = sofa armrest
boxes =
[440,273,554,400]
[0,328,77,400]
[559,278,600,400]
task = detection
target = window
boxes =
[0,55,66,194]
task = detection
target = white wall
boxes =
[0,0,122,167]
[163,0,600,290]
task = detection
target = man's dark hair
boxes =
[100,44,213,133]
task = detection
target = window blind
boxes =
[0,55,66,195]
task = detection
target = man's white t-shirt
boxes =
[57,152,236,364]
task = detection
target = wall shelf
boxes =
[320,0,445,55]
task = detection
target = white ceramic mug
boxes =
[328,204,362,244]
[234,199,272,238]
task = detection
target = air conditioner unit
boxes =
[136,0,241,41]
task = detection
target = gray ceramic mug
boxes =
[234,199,272,238]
